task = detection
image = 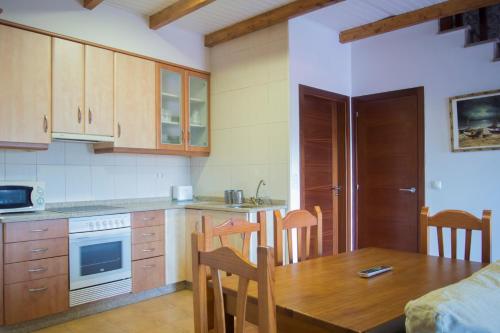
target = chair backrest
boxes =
[191,233,276,333]
[202,211,267,259]
[420,207,491,263]
[273,206,322,266]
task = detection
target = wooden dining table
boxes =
[218,247,485,333]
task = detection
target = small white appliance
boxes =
[0,181,45,214]
[172,185,193,201]
[69,213,132,307]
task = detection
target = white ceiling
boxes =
[104,0,447,34]
[301,0,446,32]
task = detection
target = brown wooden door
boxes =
[354,87,424,252]
[300,85,349,255]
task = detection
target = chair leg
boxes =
[207,287,214,329]
[225,312,235,333]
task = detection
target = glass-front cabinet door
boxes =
[187,71,210,153]
[157,64,185,151]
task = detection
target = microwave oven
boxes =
[0,181,46,214]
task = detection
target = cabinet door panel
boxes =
[85,45,114,136]
[0,25,51,144]
[52,38,84,134]
[132,256,165,293]
[187,71,210,153]
[115,53,155,149]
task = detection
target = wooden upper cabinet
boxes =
[114,53,156,149]
[85,45,114,136]
[156,65,210,155]
[186,71,210,154]
[0,25,51,146]
[52,38,85,134]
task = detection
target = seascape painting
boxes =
[450,90,500,152]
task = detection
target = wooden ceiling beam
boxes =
[339,0,500,43]
[83,0,104,10]
[150,0,215,30]
[204,0,344,47]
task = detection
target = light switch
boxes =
[431,180,442,190]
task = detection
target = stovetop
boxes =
[48,205,124,213]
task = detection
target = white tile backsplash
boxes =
[5,164,37,181]
[0,142,191,203]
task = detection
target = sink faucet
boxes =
[251,179,266,206]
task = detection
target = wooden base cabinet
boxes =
[4,275,68,325]
[2,219,69,325]
[131,211,165,293]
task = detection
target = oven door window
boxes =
[80,241,123,276]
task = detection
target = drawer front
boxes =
[132,256,165,293]
[132,225,164,244]
[4,275,69,325]
[132,210,164,228]
[4,238,68,264]
[4,219,68,243]
[132,240,164,261]
[4,256,68,285]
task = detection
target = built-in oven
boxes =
[69,213,132,307]
[0,181,45,214]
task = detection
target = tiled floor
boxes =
[34,290,195,333]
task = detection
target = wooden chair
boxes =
[192,233,276,333]
[273,206,322,266]
[202,211,267,259]
[420,207,491,263]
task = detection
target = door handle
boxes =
[331,185,342,196]
[399,187,416,193]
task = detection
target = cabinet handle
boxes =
[143,248,155,252]
[78,107,82,123]
[43,115,48,133]
[31,248,48,253]
[142,233,156,237]
[142,217,155,221]
[143,264,156,269]
[31,228,49,233]
[117,123,121,138]
[28,287,48,293]
[88,108,93,124]
[28,267,48,273]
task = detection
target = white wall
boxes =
[351,21,500,261]
[0,143,190,203]
[0,0,207,202]
[288,17,351,209]
[191,24,289,201]
[0,0,208,70]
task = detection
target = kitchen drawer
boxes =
[4,238,68,264]
[132,240,164,261]
[132,210,164,228]
[132,225,164,244]
[132,256,165,293]
[4,275,69,325]
[4,219,68,243]
[4,256,68,285]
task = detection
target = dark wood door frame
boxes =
[299,84,352,253]
[352,87,425,250]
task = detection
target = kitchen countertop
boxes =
[0,197,287,223]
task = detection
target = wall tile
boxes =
[114,154,137,166]
[91,166,115,200]
[0,163,5,181]
[90,152,115,166]
[114,166,138,199]
[137,166,158,198]
[268,80,289,123]
[66,166,92,201]
[5,164,37,181]
[65,143,91,165]
[5,150,37,164]
[37,142,65,165]
[37,165,66,202]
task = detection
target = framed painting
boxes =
[450,89,500,152]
